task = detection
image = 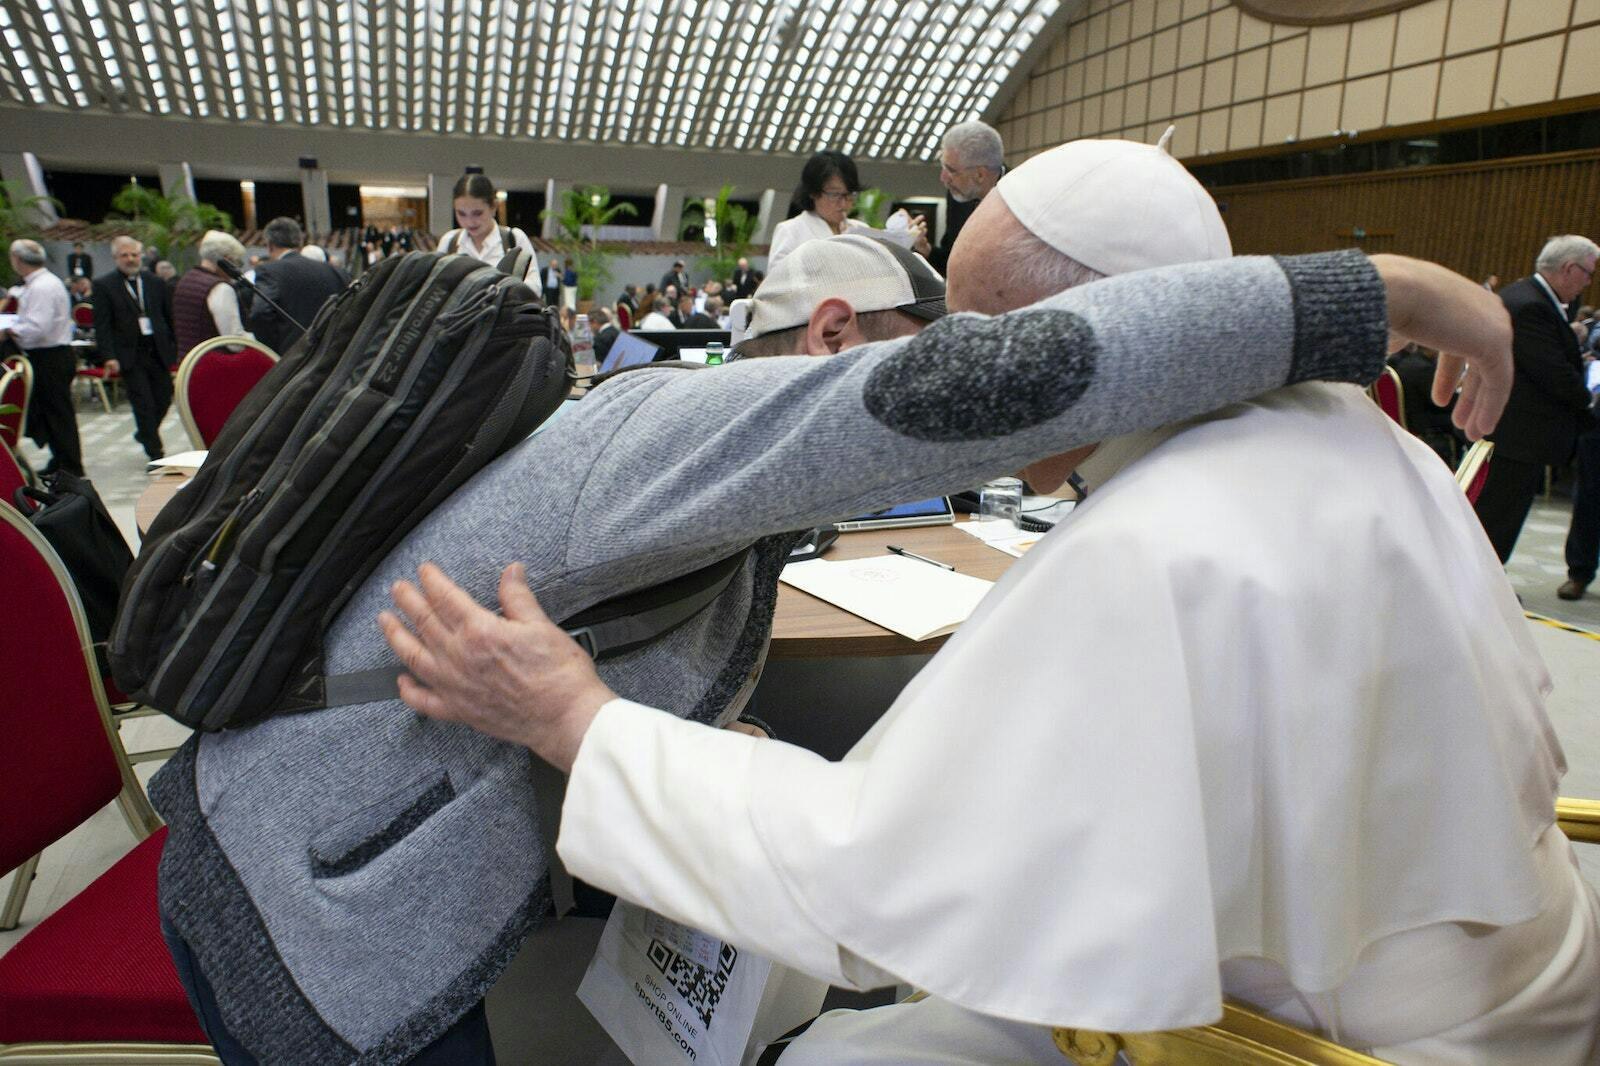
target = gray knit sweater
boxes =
[149,250,1387,1064]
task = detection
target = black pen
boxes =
[886,545,955,570]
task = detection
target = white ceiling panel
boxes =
[0,0,1061,159]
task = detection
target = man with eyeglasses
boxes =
[1474,234,1599,566]
[929,120,1005,275]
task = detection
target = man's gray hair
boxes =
[111,234,143,253]
[264,217,305,250]
[988,225,1106,301]
[1536,234,1600,274]
[942,120,1005,170]
[8,238,46,266]
[199,230,246,265]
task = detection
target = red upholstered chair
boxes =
[615,302,633,331]
[71,301,94,331]
[1366,365,1406,429]
[0,355,31,452]
[0,505,215,1061]
[75,361,120,414]
[175,336,279,449]
[0,441,28,506]
[1455,438,1494,505]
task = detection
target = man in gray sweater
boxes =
[151,237,1504,1063]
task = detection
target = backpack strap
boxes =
[317,548,752,710]
[441,231,459,254]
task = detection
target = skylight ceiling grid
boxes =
[0,0,1062,162]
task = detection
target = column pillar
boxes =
[543,179,572,240]
[0,152,58,226]
[653,183,684,242]
[427,173,456,235]
[300,167,332,236]
[158,161,195,201]
[752,188,778,245]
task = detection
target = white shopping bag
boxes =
[578,901,827,1066]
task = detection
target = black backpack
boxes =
[109,253,572,731]
[17,472,133,675]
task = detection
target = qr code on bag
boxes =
[647,938,738,1029]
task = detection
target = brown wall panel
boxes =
[1213,148,1600,284]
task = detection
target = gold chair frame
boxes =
[1056,1000,1391,1065]
[1453,438,1494,493]
[1365,365,1406,431]
[0,355,33,452]
[0,509,212,1064]
[0,506,162,932]
[174,335,279,451]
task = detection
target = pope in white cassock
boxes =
[382,138,1600,1063]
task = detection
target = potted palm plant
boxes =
[108,183,233,270]
[541,186,638,311]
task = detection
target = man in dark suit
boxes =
[66,242,93,279]
[660,260,689,296]
[93,235,177,460]
[590,307,619,365]
[729,258,758,300]
[1474,234,1598,563]
[246,217,349,355]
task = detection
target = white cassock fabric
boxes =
[559,383,1594,1059]
[766,212,915,268]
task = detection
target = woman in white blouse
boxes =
[766,151,928,268]
[437,174,540,285]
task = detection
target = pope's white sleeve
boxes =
[559,698,890,988]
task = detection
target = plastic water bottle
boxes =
[705,341,724,366]
[572,313,594,371]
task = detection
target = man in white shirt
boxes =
[379,137,1599,1064]
[4,239,81,476]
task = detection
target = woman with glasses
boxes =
[767,150,928,267]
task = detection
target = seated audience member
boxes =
[1388,344,1464,464]
[246,216,350,355]
[680,294,718,330]
[173,230,251,358]
[300,245,328,263]
[707,296,730,330]
[387,141,1592,1065]
[148,207,1510,1060]
[590,307,618,365]
[155,260,177,282]
[732,234,945,359]
[639,295,676,330]
[69,275,92,303]
[618,284,639,317]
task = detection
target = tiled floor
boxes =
[6,399,1600,1056]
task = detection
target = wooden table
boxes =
[137,475,1024,660]
[769,522,1016,659]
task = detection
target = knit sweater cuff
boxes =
[1275,249,1388,387]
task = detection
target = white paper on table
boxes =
[147,450,209,471]
[957,520,1046,559]
[779,554,993,641]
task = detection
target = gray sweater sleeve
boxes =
[563,251,1385,570]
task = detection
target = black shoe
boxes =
[1558,579,1589,601]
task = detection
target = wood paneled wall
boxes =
[1213,147,1600,283]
